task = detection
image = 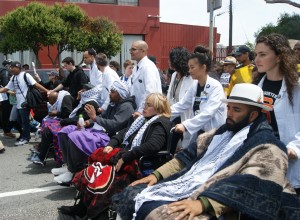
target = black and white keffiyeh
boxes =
[69,86,102,118]
[122,115,160,150]
[133,125,251,219]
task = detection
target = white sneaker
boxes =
[15,139,29,146]
[51,165,68,176]
[54,171,73,184]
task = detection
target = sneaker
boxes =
[54,171,73,184]
[0,146,5,153]
[51,164,68,176]
[15,139,29,146]
[34,129,41,141]
[31,154,46,166]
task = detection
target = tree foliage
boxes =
[0,2,123,67]
[255,13,300,40]
[264,0,300,8]
[83,17,123,59]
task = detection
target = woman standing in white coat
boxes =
[167,47,194,148]
[254,33,300,195]
[172,46,226,140]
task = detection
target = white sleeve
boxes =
[287,132,300,158]
[5,80,14,90]
[26,73,37,86]
[171,84,194,118]
[182,85,225,135]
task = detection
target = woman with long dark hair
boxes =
[171,45,226,140]
[167,47,193,148]
[254,33,300,194]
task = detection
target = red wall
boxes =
[0,0,219,70]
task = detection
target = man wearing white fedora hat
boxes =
[112,83,300,220]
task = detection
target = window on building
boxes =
[66,0,138,6]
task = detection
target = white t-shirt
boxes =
[6,72,37,109]
[220,72,231,89]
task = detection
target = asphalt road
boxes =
[0,130,77,220]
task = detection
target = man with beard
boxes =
[112,83,300,220]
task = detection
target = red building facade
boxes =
[0,0,220,70]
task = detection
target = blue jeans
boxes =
[17,107,31,141]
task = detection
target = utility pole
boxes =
[228,0,233,53]
[209,0,215,55]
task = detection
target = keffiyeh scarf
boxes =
[69,86,102,118]
[122,115,160,150]
[133,125,251,218]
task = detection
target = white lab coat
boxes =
[100,66,120,110]
[171,76,226,136]
[129,56,162,112]
[167,72,194,122]
[258,76,300,188]
[89,59,102,86]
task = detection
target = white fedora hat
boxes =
[221,83,273,111]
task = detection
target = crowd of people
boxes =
[0,34,300,220]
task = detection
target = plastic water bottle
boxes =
[78,114,85,129]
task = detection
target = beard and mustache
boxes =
[226,112,251,133]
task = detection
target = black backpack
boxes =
[13,73,43,108]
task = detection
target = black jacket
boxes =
[89,96,136,137]
[0,68,11,87]
[55,95,74,119]
[62,66,89,99]
[108,116,172,163]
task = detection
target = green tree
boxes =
[0,3,64,67]
[47,3,87,66]
[78,16,123,59]
[0,3,123,67]
[255,13,300,40]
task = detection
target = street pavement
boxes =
[0,130,77,220]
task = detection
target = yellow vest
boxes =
[226,64,254,96]
[297,64,300,73]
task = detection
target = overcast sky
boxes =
[160,0,299,46]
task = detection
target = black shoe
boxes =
[58,201,87,218]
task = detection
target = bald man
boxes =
[47,91,74,119]
[129,40,162,117]
[29,90,74,166]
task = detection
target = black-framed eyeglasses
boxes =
[129,48,141,52]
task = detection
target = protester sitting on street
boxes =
[0,61,49,146]
[112,83,300,220]
[57,93,172,219]
[219,56,238,96]
[120,60,134,82]
[254,33,300,196]
[53,81,136,183]
[48,57,89,107]
[171,45,226,145]
[29,90,74,166]
[34,70,61,90]
[166,47,193,149]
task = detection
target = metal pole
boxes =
[209,0,214,55]
[228,0,233,53]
